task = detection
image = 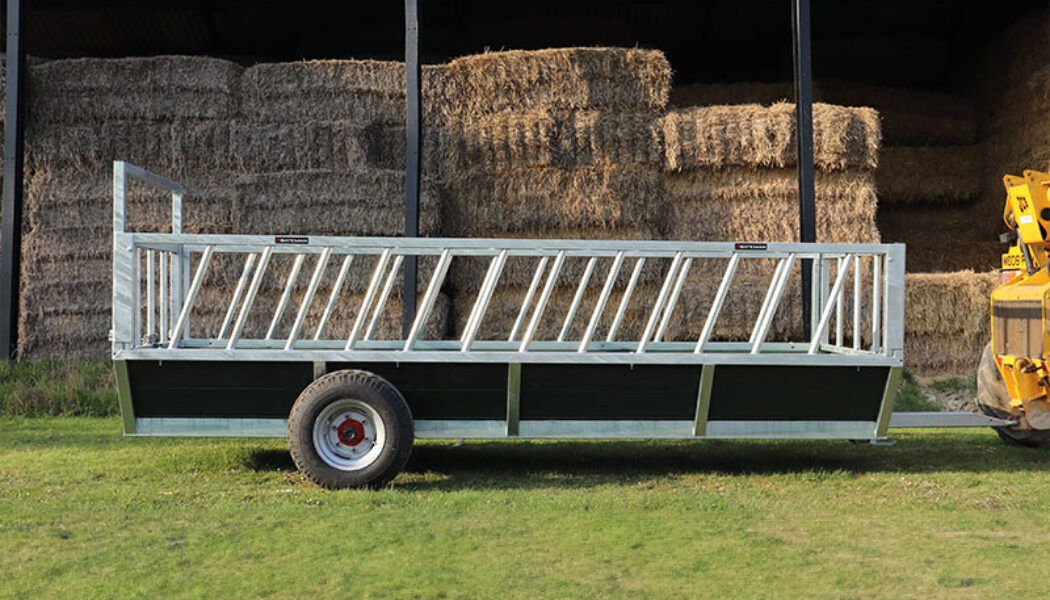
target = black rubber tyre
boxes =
[288,370,414,489]
[976,342,1050,448]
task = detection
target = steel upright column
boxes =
[1,0,26,360]
[402,0,422,337]
[792,0,816,339]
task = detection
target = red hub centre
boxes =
[337,419,366,446]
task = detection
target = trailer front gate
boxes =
[107,163,992,487]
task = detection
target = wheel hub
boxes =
[337,419,366,446]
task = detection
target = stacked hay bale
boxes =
[230,60,449,341]
[904,271,998,377]
[439,48,672,341]
[657,102,881,341]
[18,56,242,360]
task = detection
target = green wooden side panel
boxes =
[327,362,507,420]
[520,364,701,420]
[707,365,889,421]
[129,361,313,419]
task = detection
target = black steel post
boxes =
[792,0,816,339]
[402,0,421,337]
[1,0,25,360]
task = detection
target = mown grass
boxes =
[3,418,1050,599]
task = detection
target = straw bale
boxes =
[441,163,667,238]
[28,56,242,124]
[232,120,370,172]
[669,82,795,108]
[357,123,443,175]
[194,287,451,342]
[233,169,441,237]
[818,80,975,123]
[26,120,233,173]
[876,146,979,205]
[239,61,449,124]
[664,169,879,244]
[450,286,656,342]
[444,47,671,118]
[661,103,880,172]
[904,270,998,377]
[449,247,667,295]
[25,169,234,240]
[903,242,1002,274]
[441,109,664,170]
[880,112,976,146]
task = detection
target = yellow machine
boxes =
[980,170,1050,446]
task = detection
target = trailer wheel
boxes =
[288,370,414,488]
[976,342,1050,448]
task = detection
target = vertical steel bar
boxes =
[793,0,816,339]
[695,254,741,353]
[820,257,831,345]
[218,253,258,339]
[364,254,404,341]
[266,253,306,340]
[750,258,789,344]
[750,254,796,354]
[159,251,169,343]
[835,257,844,347]
[558,257,597,342]
[346,249,392,350]
[655,257,693,342]
[133,249,142,346]
[579,252,625,352]
[167,246,214,349]
[606,257,646,342]
[518,251,566,352]
[0,0,25,359]
[403,249,453,351]
[853,255,862,350]
[145,250,155,339]
[637,253,683,354]
[171,191,183,234]
[227,246,273,350]
[462,250,508,350]
[508,257,550,342]
[872,254,881,353]
[314,255,353,340]
[402,0,421,338]
[809,254,854,354]
[286,248,333,350]
[810,253,822,341]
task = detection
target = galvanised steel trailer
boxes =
[110,163,1013,488]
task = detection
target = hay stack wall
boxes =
[657,102,881,341]
[19,56,242,360]
[439,48,673,341]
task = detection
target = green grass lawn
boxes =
[2,418,1050,599]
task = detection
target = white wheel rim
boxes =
[312,399,386,471]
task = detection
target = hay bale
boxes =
[444,48,671,118]
[25,169,234,239]
[664,169,879,243]
[903,241,1002,274]
[441,162,666,238]
[28,56,242,124]
[441,109,664,170]
[239,61,450,124]
[905,271,997,377]
[26,120,234,173]
[232,120,372,172]
[669,82,795,108]
[233,169,441,237]
[876,146,980,205]
[661,103,880,172]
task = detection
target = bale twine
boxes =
[28,56,242,124]
[661,103,880,172]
